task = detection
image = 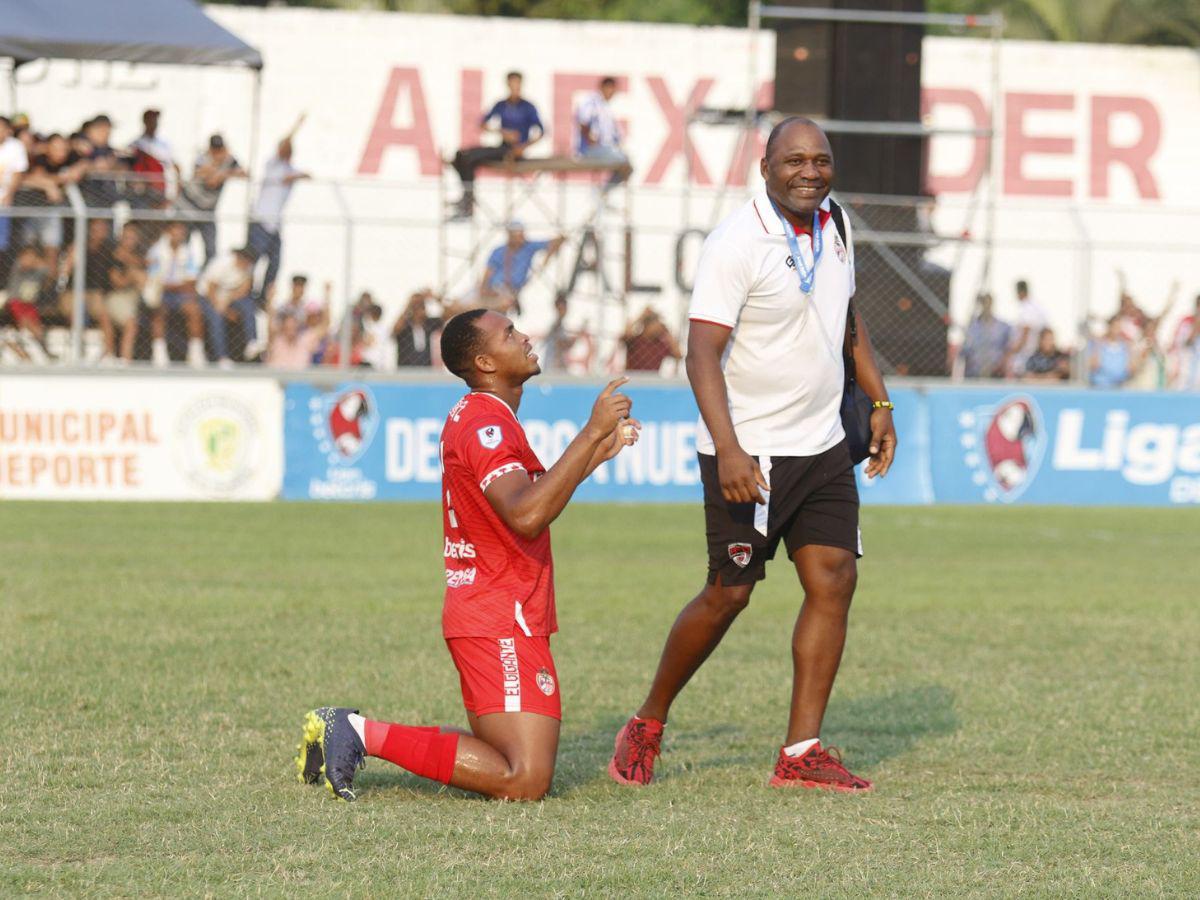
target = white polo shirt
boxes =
[689,191,855,457]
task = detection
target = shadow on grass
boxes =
[348,685,958,800]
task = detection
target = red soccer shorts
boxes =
[445,631,561,720]
[6,300,41,328]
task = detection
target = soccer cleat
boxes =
[607,716,664,786]
[303,707,366,801]
[294,711,325,785]
[768,742,873,792]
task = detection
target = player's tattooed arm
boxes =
[485,378,633,539]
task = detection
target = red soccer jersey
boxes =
[440,392,556,639]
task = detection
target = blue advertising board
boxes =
[926,387,1200,505]
[283,381,1200,506]
[283,381,709,502]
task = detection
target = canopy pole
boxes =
[246,68,262,222]
[7,61,17,112]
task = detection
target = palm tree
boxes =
[931,0,1200,46]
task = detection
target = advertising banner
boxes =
[927,388,1200,505]
[0,377,283,500]
[283,380,932,504]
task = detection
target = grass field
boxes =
[2,501,1198,897]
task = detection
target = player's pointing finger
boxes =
[599,376,630,398]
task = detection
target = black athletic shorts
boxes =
[699,438,861,586]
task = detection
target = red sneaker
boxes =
[768,742,873,792]
[608,716,664,786]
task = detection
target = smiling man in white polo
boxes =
[609,116,897,792]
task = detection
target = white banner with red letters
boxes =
[0,377,283,500]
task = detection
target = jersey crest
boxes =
[477,424,503,449]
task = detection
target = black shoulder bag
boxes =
[828,201,874,465]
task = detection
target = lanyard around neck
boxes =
[770,199,823,294]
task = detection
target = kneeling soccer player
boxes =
[297,309,638,801]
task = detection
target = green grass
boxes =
[2,502,1198,897]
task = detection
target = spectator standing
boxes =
[15,133,83,268]
[449,72,544,220]
[127,109,177,208]
[621,306,682,372]
[0,115,29,265]
[1006,279,1048,376]
[1022,328,1070,382]
[1089,317,1136,389]
[275,274,312,322]
[1168,294,1200,390]
[960,293,1012,379]
[178,134,246,264]
[146,221,204,368]
[479,221,564,313]
[574,77,631,185]
[197,246,257,369]
[541,293,576,372]
[78,114,121,208]
[393,291,441,367]
[1129,317,1167,390]
[248,117,309,308]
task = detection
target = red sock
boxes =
[363,720,459,785]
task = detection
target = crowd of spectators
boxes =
[958,277,1199,390]
[0,107,308,365]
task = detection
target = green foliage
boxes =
[2,501,1199,894]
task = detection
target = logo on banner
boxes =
[728,542,752,568]
[958,395,1047,502]
[477,425,503,449]
[310,385,379,466]
[175,395,258,494]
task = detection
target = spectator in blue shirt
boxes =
[479,220,564,314]
[1089,316,1136,388]
[449,72,544,219]
[960,293,1012,379]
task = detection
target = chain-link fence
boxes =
[2,172,1198,388]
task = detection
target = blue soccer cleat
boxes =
[297,707,366,801]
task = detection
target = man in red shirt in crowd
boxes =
[297,308,638,801]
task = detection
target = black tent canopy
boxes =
[0,0,262,69]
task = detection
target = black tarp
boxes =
[0,0,262,69]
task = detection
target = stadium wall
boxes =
[2,374,1198,506]
[8,9,1200,344]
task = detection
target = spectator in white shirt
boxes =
[248,116,310,309]
[146,221,203,368]
[128,109,178,209]
[574,77,631,186]
[197,246,257,368]
[1006,279,1049,376]
[0,115,29,259]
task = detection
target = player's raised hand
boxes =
[597,417,642,463]
[585,377,632,441]
[717,446,769,505]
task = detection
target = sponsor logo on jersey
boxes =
[958,394,1046,502]
[536,667,556,696]
[477,424,503,449]
[728,542,752,568]
[445,567,477,588]
[498,638,521,710]
[443,537,476,559]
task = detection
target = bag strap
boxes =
[830,198,858,370]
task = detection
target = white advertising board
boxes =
[0,377,283,500]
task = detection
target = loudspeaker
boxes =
[773,0,924,196]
